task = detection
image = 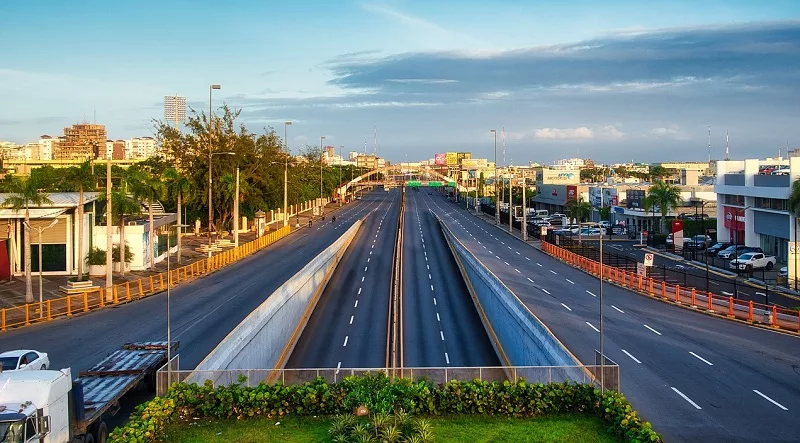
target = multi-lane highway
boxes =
[424,192,800,443]
[286,189,500,369]
[0,192,385,373]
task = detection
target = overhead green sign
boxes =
[407,180,421,187]
[447,181,456,187]
[428,181,442,187]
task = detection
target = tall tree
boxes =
[128,167,164,271]
[647,180,682,233]
[566,196,592,244]
[164,168,192,263]
[63,161,96,280]
[2,176,53,302]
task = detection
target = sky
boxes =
[1,0,799,164]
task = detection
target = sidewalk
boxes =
[0,200,349,309]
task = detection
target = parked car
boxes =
[779,266,788,279]
[667,233,673,245]
[579,228,606,237]
[772,167,790,175]
[684,235,713,249]
[706,242,731,256]
[718,245,747,259]
[729,252,776,271]
[598,221,611,229]
[0,350,49,372]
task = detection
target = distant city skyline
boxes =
[1,1,799,163]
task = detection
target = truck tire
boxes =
[84,433,95,443]
[766,262,774,270]
[92,421,107,443]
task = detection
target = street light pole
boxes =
[207,84,221,257]
[522,172,528,241]
[508,169,513,233]
[167,223,189,380]
[599,222,605,393]
[490,129,498,225]
[283,122,292,227]
[339,145,344,206]
[320,136,326,215]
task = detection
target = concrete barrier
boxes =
[439,218,581,370]
[191,219,363,379]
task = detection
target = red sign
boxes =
[434,153,446,166]
[722,206,745,229]
[566,185,577,201]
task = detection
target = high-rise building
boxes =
[125,137,158,159]
[38,135,60,161]
[54,123,107,160]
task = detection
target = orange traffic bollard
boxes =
[159,273,165,290]
[83,292,89,312]
[675,284,681,303]
[727,296,734,317]
[47,300,52,321]
[772,305,779,328]
[149,276,155,293]
[126,281,132,301]
[648,278,654,296]
[138,279,144,297]
[707,292,713,311]
[748,300,754,322]
[66,296,72,317]
[691,288,696,307]
[661,281,667,299]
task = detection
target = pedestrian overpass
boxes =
[336,165,467,200]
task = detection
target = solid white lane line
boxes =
[585,322,600,332]
[753,390,788,411]
[566,279,574,284]
[611,305,625,314]
[515,268,521,273]
[349,315,354,325]
[343,336,349,347]
[644,324,662,336]
[689,352,714,366]
[440,331,445,341]
[358,288,362,295]
[561,303,572,311]
[527,277,534,283]
[622,350,642,364]
[671,387,702,409]
[550,270,557,275]
[541,288,551,295]
[586,290,597,297]
[445,353,450,364]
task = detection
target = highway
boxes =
[403,190,499,367]
[583,240,800,308]
[424,192,800,443]
[287,189,400,369]
[0,191,385,374]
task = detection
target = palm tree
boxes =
[566,197,591,243]
[108,191,141,278]
[129,168,164,271]
[163,168,192,264]
[64,161,96,280]
[788,179,800,289]
[647,180,682,233]
[2,176,53,302]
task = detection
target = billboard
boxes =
[602,188,619,207]
[446,152,458,166]
[566,185,578,202]
[722,206,745,229]
[626,189,645,209]
[589,187,603,208]
[534,184,568,205]
[536,168,580,185]
[457,152,472,162]
[589,186,619,208]
[434,153,446,166]
[461,158,488,169]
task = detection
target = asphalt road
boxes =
[0,191,385,374]
[587,241,800,308]
[286,189,400,369]
[403,190,499,367]
[424,192,800,443]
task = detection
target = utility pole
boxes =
[233,167,239,248]
[283,122,292,227]
[490,130,498,226]
[207,84,221,257]
[105,155,112,301]
[522,171,527,241]
[508,169,513,233]
[320,136,326,215]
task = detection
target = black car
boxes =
[706,242,731,256]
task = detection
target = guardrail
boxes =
[156,358,619,396]
[0,225,291,332]
[541,241,800,333]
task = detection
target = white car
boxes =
[0,350,49,372]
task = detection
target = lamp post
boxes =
[25,219,58,319]
[319,136,326,215]
[490,130,498,225]
[690,197,709,293]
[508,169,513,233]
[207,84,221,257]
[599,217,605,393]
[207,150,234,256]
[339,145,344,206]
[522,172,528,241]
[283,122,292,227]
[166,223,190,380]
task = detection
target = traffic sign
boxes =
[540,226,547,237]
[637,262,647,277]
[428,181,442,187]
[407,180,421,187]
[644,253,654,267]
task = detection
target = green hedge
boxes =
[110,374,662,443]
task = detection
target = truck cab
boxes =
[0,370,67,443]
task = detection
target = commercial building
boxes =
[715,157,800,273]
[38,136,60,160]
[54,123,107,160]
[125,137,158,159]
[355,154,386,170]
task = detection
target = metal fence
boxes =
[156,357,620,396]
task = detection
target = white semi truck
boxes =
[0,342,176,443]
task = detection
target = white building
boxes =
[552,158,586,170]
[125,137,158,159]
[715,157,800,280]
[38,136,59,160]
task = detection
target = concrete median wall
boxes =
[439,219,581,368]
[192,220,362,376]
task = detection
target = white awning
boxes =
[0,208,68,220]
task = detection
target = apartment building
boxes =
[125,137,158,159]
[54,123,107,160]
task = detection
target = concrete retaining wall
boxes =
[440,219,580,368]
[192,220,362,376]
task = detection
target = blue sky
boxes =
[1,0,799,164]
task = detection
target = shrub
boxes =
[112,243,134,263]
[109,375,663,443]
[86,247,106,266]
[329,411,433,443]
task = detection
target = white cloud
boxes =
[386,79,458,84]
[650,125,690,140]
[535,127,594,139]
[601,125,625,138]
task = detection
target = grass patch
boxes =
[165,414,619,443]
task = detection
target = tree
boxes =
[598,206,611,221]
[647,180,682,233]
[566,196,592,244]
[789,179,800,289]
[164,168,192,263]
[128,167,164,271]
[478,172,485,198]
[64,161,96,280]
[2,176,53,302]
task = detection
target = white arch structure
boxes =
[336,165,467,199]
